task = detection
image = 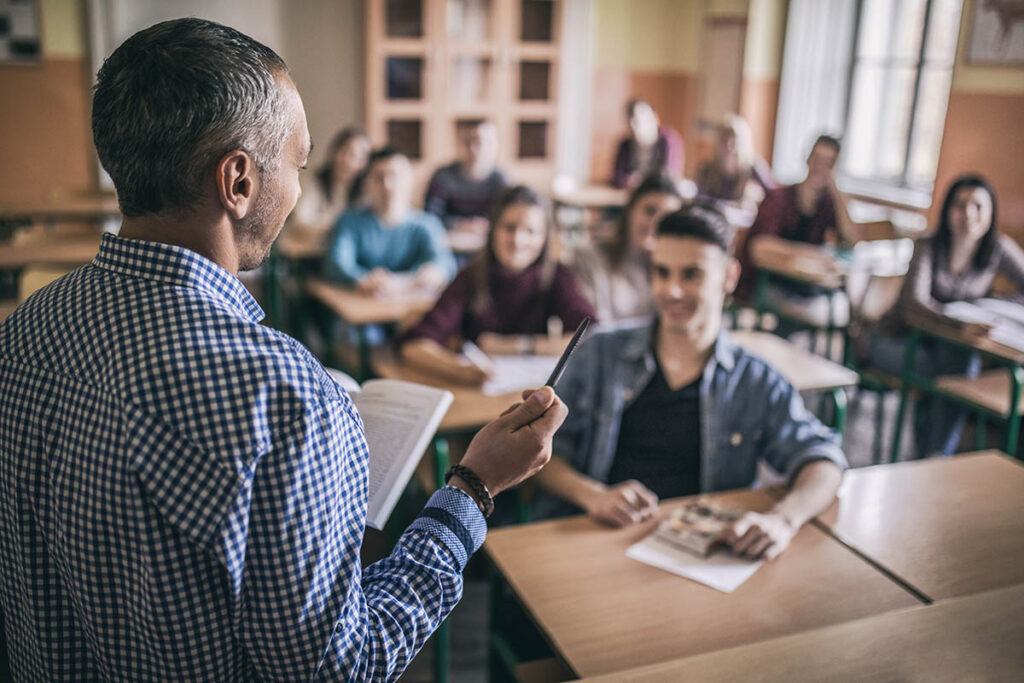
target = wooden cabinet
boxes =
[366,0,564,190]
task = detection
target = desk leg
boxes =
[264,249,283,330]
[432,436,451,683]
[890,329,921,463]
[825,290,837,361]
[975,410,987,451]
[1006,366,1024,455]
[830,387,848,442]
[754,271,769,331]
[357,326,372,382]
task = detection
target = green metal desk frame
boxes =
[890,327,1024,462]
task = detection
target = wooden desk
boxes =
[816,451,1024,602]
[485,488,918,678]
[0,195,120,229]
[577,584,1024,682]
[307,279,436,379]
[891,313,1024,458]
[550,185,629,211]
[0,235,102,269]
[373,359,518,433]
[275,229,325,260]
[732,330,858,392]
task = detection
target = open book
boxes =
[327,369,454,529]
[943,299,1024,353]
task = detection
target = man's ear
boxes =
[216,150,257,220]
[723,255,741,295]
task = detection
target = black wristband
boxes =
[445,464,495,518]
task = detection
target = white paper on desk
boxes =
[481,355,557,396]
[626,535,763,593]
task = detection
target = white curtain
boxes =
[772,0,858,183]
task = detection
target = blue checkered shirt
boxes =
[0,233,486,681]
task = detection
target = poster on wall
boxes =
[0,0,40,63]
[967,0,1024,65]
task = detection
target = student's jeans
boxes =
[866,334,981,458]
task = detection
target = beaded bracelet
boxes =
[444,464,495,518]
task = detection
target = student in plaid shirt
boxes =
[0,18,566,681]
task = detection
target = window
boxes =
[774,0,963,206]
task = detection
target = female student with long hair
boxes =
[291,127,371,234]
[865,174,1024,457]
[696,114,776,207]
[402,186,595,384]
[569,173,683,322]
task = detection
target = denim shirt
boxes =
[536,323,847,519]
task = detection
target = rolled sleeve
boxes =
[407,486,487,570]
[761,372,848,483]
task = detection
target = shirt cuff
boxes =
[407,486,488,570]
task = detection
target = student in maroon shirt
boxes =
[402,186,596,385]
[736,135,860,326]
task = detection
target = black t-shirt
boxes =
[606,360,701,500]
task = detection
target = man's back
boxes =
[0,234,358,680]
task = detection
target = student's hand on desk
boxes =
[583,480,659,528]
[451,359,494,386]
[460,386,568,496]
[723,511,797,561]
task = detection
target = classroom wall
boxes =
[278,0,365,177]
[931,0,1024,243]
[0,0,94,203]
[739,0,787,164]
[589,0,703,182]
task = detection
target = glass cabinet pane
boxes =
[518,121,548,158]
[451,56,493,103]
[519,61,550,100]
[447,0,492,41]
[386,0,424,38]
[387,120,423,159]
[521,0,554,42]
[386,57,424,99]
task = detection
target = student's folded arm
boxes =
[770,459,843,530]
[533,454,605,511]
[323,216,368,285]
[230,395,478,682]
[758,368,846,516]
[898,241,961,328]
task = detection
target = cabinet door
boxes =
[368,0,431,162]
[507,0,562,187]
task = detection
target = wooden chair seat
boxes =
[935,369,1024,418]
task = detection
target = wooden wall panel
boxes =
[589,67,698,182]
[932,90,1024,245]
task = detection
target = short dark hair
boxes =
[92,18,291,217]
[365,146,406,171]
[656,203,735,254]
[812,134,841,155]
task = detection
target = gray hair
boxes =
[92,18,292,217]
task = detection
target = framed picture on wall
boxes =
[967,0,1024,65]
[0,0,41,63]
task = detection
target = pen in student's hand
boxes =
[544,316,590,389]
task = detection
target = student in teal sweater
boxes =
[324,147,456,296]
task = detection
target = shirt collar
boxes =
[623,319,737,372]
[92,233,265,323]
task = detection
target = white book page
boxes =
[481,355,557,396]
[353,380,453,529]
[626,535,763,593]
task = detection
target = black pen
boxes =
[544,316,591,388]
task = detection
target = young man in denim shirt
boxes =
[534,205,846,560]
